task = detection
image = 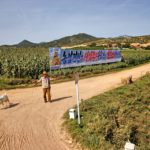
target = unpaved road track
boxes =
[0,64,150,150]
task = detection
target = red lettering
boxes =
[107,51,115,59]
[84,51,98,62]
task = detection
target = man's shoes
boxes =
[44,99,52,103]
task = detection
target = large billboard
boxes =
[50,48,121,70]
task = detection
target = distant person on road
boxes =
[35,71,51,103]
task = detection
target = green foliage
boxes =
[89,42,97,47]
[0,47,49,78]
[64,75,150,150]
[0,48,150,81]
[144,46,150,50]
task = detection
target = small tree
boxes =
[89,42,97,47]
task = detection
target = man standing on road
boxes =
[36,71,51,103]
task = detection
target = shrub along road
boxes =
[0,63,150,150]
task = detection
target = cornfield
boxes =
[0,47,150,79]
[0,47,49,79]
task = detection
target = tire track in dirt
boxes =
[0,63,150,150]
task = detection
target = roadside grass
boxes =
[0,77,33,90]
[64,74,150,150]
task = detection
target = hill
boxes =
[84,35,150,46]
[17,40,36,47]
[0,33,97,48]
[39,33,97,47]
[1,33,150,48]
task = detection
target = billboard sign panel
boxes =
[50,48,121,70]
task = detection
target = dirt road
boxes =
[0,64,150,150]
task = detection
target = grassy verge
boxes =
[64,74,150,150]
[0,78,33,90]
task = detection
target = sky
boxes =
[0,0,150,45]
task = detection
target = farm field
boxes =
[0,63,150,150]
[0,47,150,89]
[64,73,150,150]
